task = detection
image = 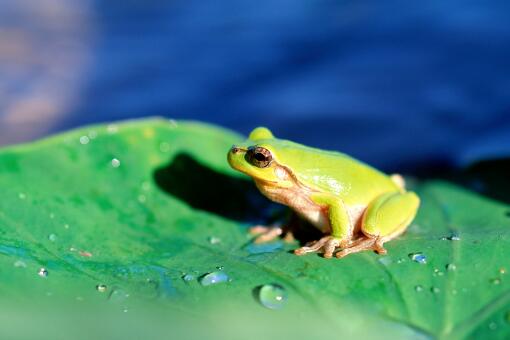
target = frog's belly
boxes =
[255,181,366,234]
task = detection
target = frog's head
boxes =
[227,127,294,188]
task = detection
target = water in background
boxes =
[1,0,510,172]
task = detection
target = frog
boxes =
[227,127,420,259]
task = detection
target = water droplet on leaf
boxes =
[199,271,229,286]
[431,287,440,294]
[48,234,57,242]
[182,274,194,282]
[111,158,121,168]
[446,263,457,271]
[96,284,107,292]
[414,285,423,292]
[208,236,221,245]
[38,268,48,277]
[79,136,90,145]
[490,278,501,285]
[257,284,288,310]
[408,252,427,264]
[14,260,26,268]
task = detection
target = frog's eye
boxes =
[246,147,273,168]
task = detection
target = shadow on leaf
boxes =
[153,153,281,223]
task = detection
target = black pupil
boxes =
[254,153,266,161]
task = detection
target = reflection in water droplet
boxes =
[96,284,107,292]
[208,236,221,245]
[490,278,501,285]
[446,264,457,271]
[414,285,423,292]
[48,234,57,242]
[182,274,195,282]
[199,271,229,286]
[38,268,48,277]
[256,284,288,310]
[14,260,27,268]
[111,158,121,168]
[79,136,90,145]
[431,287,440,294]
[408,252,427,264]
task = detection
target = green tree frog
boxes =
[227,127,420,259]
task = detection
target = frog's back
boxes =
[261,139,399,205]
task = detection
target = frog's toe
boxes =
[252,226,283,244]
[335,237,387,258]
[294,236,341,258]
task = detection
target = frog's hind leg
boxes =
[335,191,420,259]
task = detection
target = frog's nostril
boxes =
[231,146,241,154]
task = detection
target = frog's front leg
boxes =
[294,193,353,258]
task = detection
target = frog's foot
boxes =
[335,237,387,259]
[249,225,284,244]
[294,236,342,258]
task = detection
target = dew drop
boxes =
[431,287,440,294]
[489,321,497,330]
[490,278,501,285]
[414,285,424,292]
[48,234,57,242]
[96,284,107,292]
[446,263,457,271]
[199,271,229,286]
[216,266,224,270]
[208,236,221,245]
[18,193,26,200]
[79,136,90,145]
[408,252,427,264]
[499,268,506,275]
[182,274,195,282]
[138,195,147,203]
[111,158,121,168]
[257,284,288,310]
[14,260,27,268]
[88,131,98,139]
[38,268,48,277]
[447,234,461,241]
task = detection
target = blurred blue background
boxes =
[1,0,510,172]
